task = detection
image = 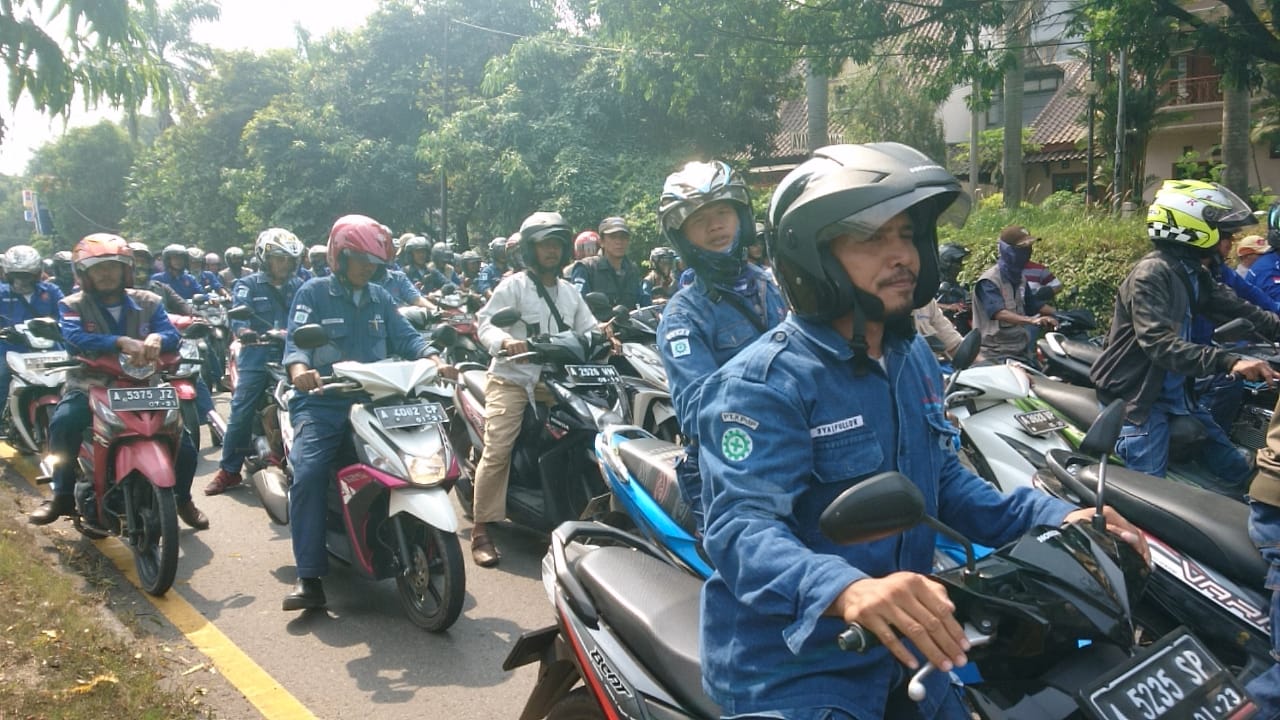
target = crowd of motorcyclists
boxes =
[7,143,1280,718]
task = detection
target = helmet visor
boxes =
[662,184,751,231]
[1204,183,1256,229]
[814,187,971,245]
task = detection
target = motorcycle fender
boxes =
[388,487,458,532]
[115,439,175,488]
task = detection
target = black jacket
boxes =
[1091,248,1280,423]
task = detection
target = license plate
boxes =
[373,402,447,429]
[1015,409,1067,436]
[565,364,620,384]
[22,351,68,370]
[108,387,179,411]
[1080,628,1255,720]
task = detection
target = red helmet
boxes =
[327,214,391,277]
[72,233,135,291]
[573,230,600,260]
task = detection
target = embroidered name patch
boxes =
[721,412,759,430]
[665,328,690,341]
[810,415,865,438]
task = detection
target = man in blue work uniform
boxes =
[280,215,455,611]
[379,266,434,308]
[696,143,1147,719]
[0,245,63,415]
[655,160,786,533]
[205,228,306,495]
[476,237,510,298]
[152,244,204,300]
[28,234,206,530]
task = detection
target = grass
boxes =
[0,492,208,720]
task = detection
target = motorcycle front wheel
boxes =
[128,476,179,596]
[395,518,465,632]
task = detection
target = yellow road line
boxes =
[3,442,315,720]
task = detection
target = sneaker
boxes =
[204,469,242,496]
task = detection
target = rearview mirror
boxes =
[1080,399,1126,458]
[819,472,925,545]
[226,305,253,321]
[490,307,522,328]
[1213,317,1255,344]
[182,322,210,339]
[584,292,612,321]
[430,324,459,349]
[611,305,631,324]
[292,324,329,350]
[951,330,981,371]
[439,282,458,295]
[398,305,430,330]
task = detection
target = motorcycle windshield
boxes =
[331,359,438,398]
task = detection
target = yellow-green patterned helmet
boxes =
[1147,179,1255,250]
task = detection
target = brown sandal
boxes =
[471,533,501,567]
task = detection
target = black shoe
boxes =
[282,578,326,611]
[29,495,75,525]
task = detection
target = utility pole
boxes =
[1114,49,1126,214]
[1085,44,1095,210]
[439,17,450,244]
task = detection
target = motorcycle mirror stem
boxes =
[1079,399,1126,532]
[942,330,981,402]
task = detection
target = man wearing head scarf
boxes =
[971,225,1057,363]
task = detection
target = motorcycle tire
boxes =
[547,689,604,720]
[181,400,201,453]
[395,518,465,633]
[128,477,179,596]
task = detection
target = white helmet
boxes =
[255,228,305,269]
[2,245,43,275]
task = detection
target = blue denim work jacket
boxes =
[378,269,423,306]
[657,265,786,445]
[151,270,203,300]
[282,276,433,392]
[230,272,303,370]
[696,315,1076,718]
[0,281,63,325]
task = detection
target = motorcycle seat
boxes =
[462,369,488,406]
[617,438,695,536]
[1060,338,1102,366]
[1070,459,1266,590]
[575,546,720,719]
[1031,377,1101,430]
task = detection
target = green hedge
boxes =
[938,194,1150,332]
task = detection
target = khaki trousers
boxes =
[472,374,552,523]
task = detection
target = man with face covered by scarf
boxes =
[972,225,1057,363]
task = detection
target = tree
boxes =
[831,61,945,161]
[0,1,175,145]
[27,121,136,247]
[129,0,221,134]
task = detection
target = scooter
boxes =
[28,318,190,596]
[250,323,466,631]
[509,413,1253,719]
[426,283,488,365]
[2,318,68,455]
[450,307,620,533]
[1035,430,1273,688]
[167,312,226,449]
[603,304,678,442]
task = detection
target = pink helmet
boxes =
[573,230,600,260]
[327,214,391,275]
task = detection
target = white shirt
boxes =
[478,270,598,390]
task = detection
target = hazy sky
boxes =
[0,0,381,175]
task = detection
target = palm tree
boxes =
[129,0,221,137]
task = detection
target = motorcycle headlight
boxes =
[93,399,126,433]
[119,354,157,380]
[405,453,448,487]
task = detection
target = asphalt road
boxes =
[6,399,560,720]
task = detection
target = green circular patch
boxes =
[721,428,753,462]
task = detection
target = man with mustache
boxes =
[695,143,1147,719]
[972,225,1056,364]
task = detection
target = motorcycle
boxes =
[2,318,69,456]
[509,423,1254,719]
[166,312,223,450]
[28,318,192,596]
[1035,414,1274,689]
[250,323,466,631]
[426,283,488,366]
[601,304,678,443]
[191,293,230,392]
[450,307,621,533]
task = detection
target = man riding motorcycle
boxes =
[206,228,307,496]
[28,234,207,530]
[0,245,63,421]
[280,215,454,611]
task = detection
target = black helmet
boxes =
[658,160,752,284]
[52,250,74,277]
[768,142,970,322]
[488,236,507,261]
[430,241,453,268]
[938,242,970,277]
[518,212,572,270]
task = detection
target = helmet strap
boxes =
[847,301,874,377]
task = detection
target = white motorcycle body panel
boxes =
[388,488,458,533]
[953,364,1032,402]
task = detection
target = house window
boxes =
[1053,174,1086,193]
